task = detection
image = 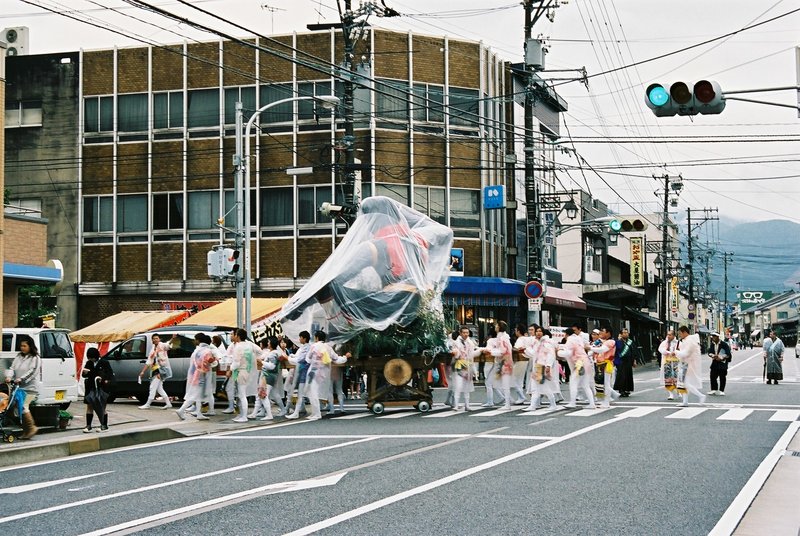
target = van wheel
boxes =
[59,402,71,411]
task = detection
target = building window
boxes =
[153,91,184,129]
[222,190,256,228]
[117,93,148,132]
[84,96,113,133]
[261,187,293,227]
[414,186,446,224]
[153,192,183,230]
[5,198,42,217]
[186,190,222,230]
[412,84,444,122]
[224,86,256,125]
[298,185,335,225]
[449,87,480,127]
[297,81,334,121]
[187,88,220,129]
[83,196,113,233]
[259,83,294,124]
[376,79,409,121]
[375,183,409,206]
[450,189,480,228]
[5,100,43,128]
[117,195,147,236]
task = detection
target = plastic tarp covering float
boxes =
[279,196,454,344]
[178,298,288,329]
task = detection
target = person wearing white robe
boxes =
[451,327,481,410]
[658,330,679,400]
[285,331,312,420]
[482,321,514,410]
[229,329,262,423]
[525,327,557,410]
[306,331,349,421]
[558,325,596,409]
[675,326,706,407]
[595,327,620,408]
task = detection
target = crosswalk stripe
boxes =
[518,407,566,417]
[422,410,462,418]
[666,407,707,419]
[769,410,800,422]
[567,408,612,417]
[333,412,372,420]
[616,407,662,418]
[717,408,754,421]
[472,407,518,417]
[376,411,417,419]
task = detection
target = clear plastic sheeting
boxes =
[280,196,454,344]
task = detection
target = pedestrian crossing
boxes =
[328,404,800,423]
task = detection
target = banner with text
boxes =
[630,237,644,287]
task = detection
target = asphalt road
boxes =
[1,347,797,535]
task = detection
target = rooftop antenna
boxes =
[260,4,287,34]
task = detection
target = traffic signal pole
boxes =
[659,174,669,331]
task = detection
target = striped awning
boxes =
[443,276,524,308]
[443,295,520,307]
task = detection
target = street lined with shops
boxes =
[1,348,798,535]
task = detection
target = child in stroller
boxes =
[0,372,24,443]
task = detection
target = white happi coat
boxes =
[675,333,703,390]
[451,335,480,393]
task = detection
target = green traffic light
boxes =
[647,86,669,107]
[609,219,622,232]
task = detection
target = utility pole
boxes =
[686,207,718,331]
[659,174,669,330]
[523,1,540,286]
[339,1,358,223]
[723,252,733,329]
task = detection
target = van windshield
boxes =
[39,331,73,359]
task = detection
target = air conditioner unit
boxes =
[3,26,29,56]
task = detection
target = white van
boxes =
[0,328,79,407]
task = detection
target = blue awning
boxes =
[3,262,63,284]
[444,276,524,307]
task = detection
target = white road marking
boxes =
[472,407,518,417]
[332,412,372,420]
[666,407,708,419]
[0,437,376,526]
[768,410,800,422]
[528,417,557,427]
[376,411,417,419]
[616,407,662,418]
[727,351,763,372]
[709,421,800,536]
[80,472,349,536]
[422,410,461,418]
[519,407,566,417]
[717,409,754,421]
[567,408,611,417]
[283,416,629,536]
[0,471,113,495]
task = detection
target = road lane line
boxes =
[282,416,629,536]
[665,407,707,419]
[422,410,461,418]
[709,420,800,536]
[768,410,800,422]
[727,350,762,372]
[616,407,662,418]
[472,407,518,417]
[717,409,754,421]
[331,412,372,420]
[518,407,566,417]
[567,408,611,417]
[376,411,416,419]
[0,437,377,526]
[528,417,557,427]
[0,471,114,495]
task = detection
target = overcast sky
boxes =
[3,0,800,229]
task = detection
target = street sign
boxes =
[482,185,506,209]
[688,304,695,311]
[524,280,544,299]
[688,313,695,320]
[528,298,542,312]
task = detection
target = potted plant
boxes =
[57,410,73,430]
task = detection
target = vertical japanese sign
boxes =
[630,237,644,287]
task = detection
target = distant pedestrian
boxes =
[594,327,620,408]
[763,331,784,385]
[613,329,636,397]
[81,347,114,432]
[559,324,595,409]
[675,326,706,406]
[658,330,679,400]
[138,334,173,410]
[707,332,731,396]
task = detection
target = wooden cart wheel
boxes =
[383,358,413,386]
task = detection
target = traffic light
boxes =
[223,248,240,276]
[207,247,240,279]
[645,80,726,117]
[608,218,648,233]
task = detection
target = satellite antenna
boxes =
[260,4,287,34]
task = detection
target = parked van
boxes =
[103,326,231,403]
[0,328,79,408]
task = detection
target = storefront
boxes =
[443,276,525,343]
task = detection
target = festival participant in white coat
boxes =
[479,329,501,407]
[514,324,538,400]
[250,336,286,420]
[525,327,557,410]
[176,333,215,421]
[595,327,620,408]
[285,331,312,420]
[138,334,173,410]
[451,326,481,411]
[306,331,349,421]
[558,324,596,409]
[658,330,679,400]
[482,321,515,410]
[674,325,706,407]
[229,328,262,423]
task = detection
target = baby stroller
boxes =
[0,381,23,443]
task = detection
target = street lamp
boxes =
[235,95,340,335]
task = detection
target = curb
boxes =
[0,427,185,469]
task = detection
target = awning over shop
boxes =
[544,286,587,310]
[583,282,644,300]
[584,299,619,311]
[4,262,63,284]
[749,329,761,338]
[623,306,660,324]
[697,326,713,334]
[70,310,192,343]
[771,317,798,326]
[444,277,524,307]
[179,298,288,328]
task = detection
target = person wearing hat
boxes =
[707,332,731,396]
